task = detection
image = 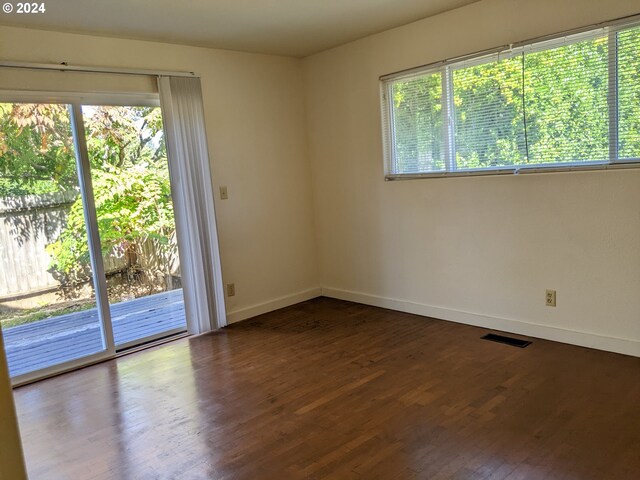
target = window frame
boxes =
[380,15,640,180]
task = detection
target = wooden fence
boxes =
[0,191,178,300]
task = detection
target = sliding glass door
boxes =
[0,97,187,383]
[0,102,111,379]
[81,105,186,349]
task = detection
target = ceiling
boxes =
[0,0,480,57]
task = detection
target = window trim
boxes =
[381,13,640,180]
[0,89,160,107]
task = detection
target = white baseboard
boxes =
[226,287,322,324]
[322,287,640,357]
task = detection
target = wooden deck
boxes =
[2,289,186,377]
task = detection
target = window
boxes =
[381,20,640,177]
[389,70,444,173]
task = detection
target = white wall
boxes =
[0,26,321,322]
[303,0,640,356]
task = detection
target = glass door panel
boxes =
[0,102,108,378]
[81,105,186,349]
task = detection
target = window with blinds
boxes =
[381,20,640,177]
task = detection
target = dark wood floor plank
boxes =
[11,297,640,479]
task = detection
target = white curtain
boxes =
[158,76,226,333]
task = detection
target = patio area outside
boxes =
[3,289,186,378]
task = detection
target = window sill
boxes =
[385,160,640,181]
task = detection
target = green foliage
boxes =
[84,106,165,168]
[44,106,175,290]
[0,103,77,195]
[46,196,92,280]
[524,36,609,163]
[0,103,175,294]
[618,27,640,159]
[391,29,640,172]
[453,56,525,169]
[392,72,443,173]
[0,178,60,196]
[46,161,175,287]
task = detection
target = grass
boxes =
[0,299,96,329]
[0,278,179,330]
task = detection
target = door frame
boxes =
[1,91,186,385]
[69,102,116,355]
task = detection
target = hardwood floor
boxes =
[13,297,640,479]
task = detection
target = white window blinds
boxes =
[388,70,444,174]
[451,54,527,169]
[618,25,640,160]
[381,19,640,177]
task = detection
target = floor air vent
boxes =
[481,333,531,348]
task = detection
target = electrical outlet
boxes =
[219,186,228,200]
[226,283,235,297]
[545,289,556,307]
